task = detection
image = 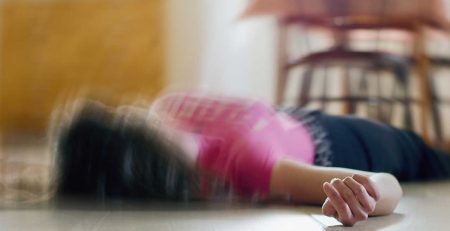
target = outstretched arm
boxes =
[270,159,403,226]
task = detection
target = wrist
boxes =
[369,173,402,216]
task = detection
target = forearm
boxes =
[270,159,368,204]
[270,159,402,215]
[308,169,403,216]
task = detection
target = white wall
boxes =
[166,0,204,90]
[166,0,278,102]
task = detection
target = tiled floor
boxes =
[0,181,449,230]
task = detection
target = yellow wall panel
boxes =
[0,0,166,133]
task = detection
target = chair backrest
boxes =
[242,0,449,30]
[325,0,387,17]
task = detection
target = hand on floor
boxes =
[321,174,380,226]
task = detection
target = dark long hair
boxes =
[54,102,200,201]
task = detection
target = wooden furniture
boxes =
[290,49,414,128]
[242,0,450,143]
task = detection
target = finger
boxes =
[323,181,352,222]
[332,179,368,221]
[353,174,380,201]
[322,198,338,218]
[344,177,376,213]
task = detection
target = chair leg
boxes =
[375,70,390,123]
[386,73,397,124]
[347,67,358,115]
[398,70,414,131]
[342,65,352,114]
[276,70,288,106]
[402,92,414,131]
[357,69,370,117]
[429,73,444,147]
[298,65,315,107]
[320,66,330,111]
[275,21,288,106]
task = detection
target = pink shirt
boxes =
[152,92,315,197]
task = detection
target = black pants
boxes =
[285,109,450,182]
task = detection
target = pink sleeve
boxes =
[229,134,278,197]
[197,131,278,198]
[151,92,262,134]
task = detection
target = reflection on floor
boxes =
[0,182,448,230]
[1,142,450,230]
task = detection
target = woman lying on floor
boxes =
[54,91,450,226]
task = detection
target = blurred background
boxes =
[3,0,450,201]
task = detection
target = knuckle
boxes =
[343,177,352,183]
[341,190,353,201]
[323,207,334,217]
[355,185,365,195]
[367,202,376,212]
[330,178,340,185]
[339,211,351,221]
[354,173,367,180]
[327,188,339,198]
[354,174,368,183]
[355,212,368,221]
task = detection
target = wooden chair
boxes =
[242,0,450,144]
[286,49,414,129]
